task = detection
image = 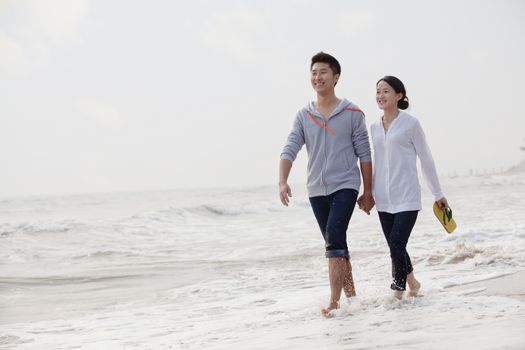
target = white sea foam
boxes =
[0,175,524,349]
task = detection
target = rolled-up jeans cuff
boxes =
[390,283,406,291]
[325,249,350,259]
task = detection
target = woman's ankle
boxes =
[393,290,404,300]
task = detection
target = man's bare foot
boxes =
[321,301,339,318]
[343,274,356,298]
[343,260,356,298]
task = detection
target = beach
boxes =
[447,270,525,300]
[1,173,525,349]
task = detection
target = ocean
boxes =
[1,174,525,349]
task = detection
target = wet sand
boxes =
[446,270,525,301]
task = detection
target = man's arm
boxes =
[358,161,375,214]
[279,112,305,207]
[350,111,374,214]
[279,159,293,206]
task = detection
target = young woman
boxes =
[370,76,448,299]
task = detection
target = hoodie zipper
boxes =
[309,102,351,196]
[322,118,327,195]
[321,112,338,195]
[307,110,330,195]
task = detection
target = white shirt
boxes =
[371,111,444,213]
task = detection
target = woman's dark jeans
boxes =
[378,210,419,291]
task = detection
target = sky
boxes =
[1,0,524,197]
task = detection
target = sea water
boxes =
[1,174,524,349]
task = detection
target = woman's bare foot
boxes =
[393,290,404,300]
[321,300,339,318]
[407,272,421,297]
[408,279,421,297]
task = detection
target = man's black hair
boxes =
[310,52,341,76]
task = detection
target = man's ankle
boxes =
[328,300,340,309]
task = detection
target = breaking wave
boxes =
[0,220,79,237]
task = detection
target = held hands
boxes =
[357,192,375,215]
[279,184,376,212]
[279,182,292,206]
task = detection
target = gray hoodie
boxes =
[280,98,371,197]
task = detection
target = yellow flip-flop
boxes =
[433,202,457,234]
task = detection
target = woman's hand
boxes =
[357,191,375,215]
[436,197,449,208]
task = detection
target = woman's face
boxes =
[376,80,402,110]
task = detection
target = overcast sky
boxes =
[1,0,524,197]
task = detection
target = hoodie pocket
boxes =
[328,150,351,181]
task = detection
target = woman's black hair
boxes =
[377,76,409,110]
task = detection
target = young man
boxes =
[279,52,374,317]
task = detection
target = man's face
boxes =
[311,62,338,94]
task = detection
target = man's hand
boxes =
[279,182,292,206]
[357,191,375,215]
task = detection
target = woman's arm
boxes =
[411,119,446,203]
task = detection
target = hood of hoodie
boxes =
[306,98,355,119]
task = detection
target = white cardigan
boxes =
[371,111,444,213]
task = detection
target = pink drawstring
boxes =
[307,111,336,137]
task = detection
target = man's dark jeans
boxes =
[309,189,359,260]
